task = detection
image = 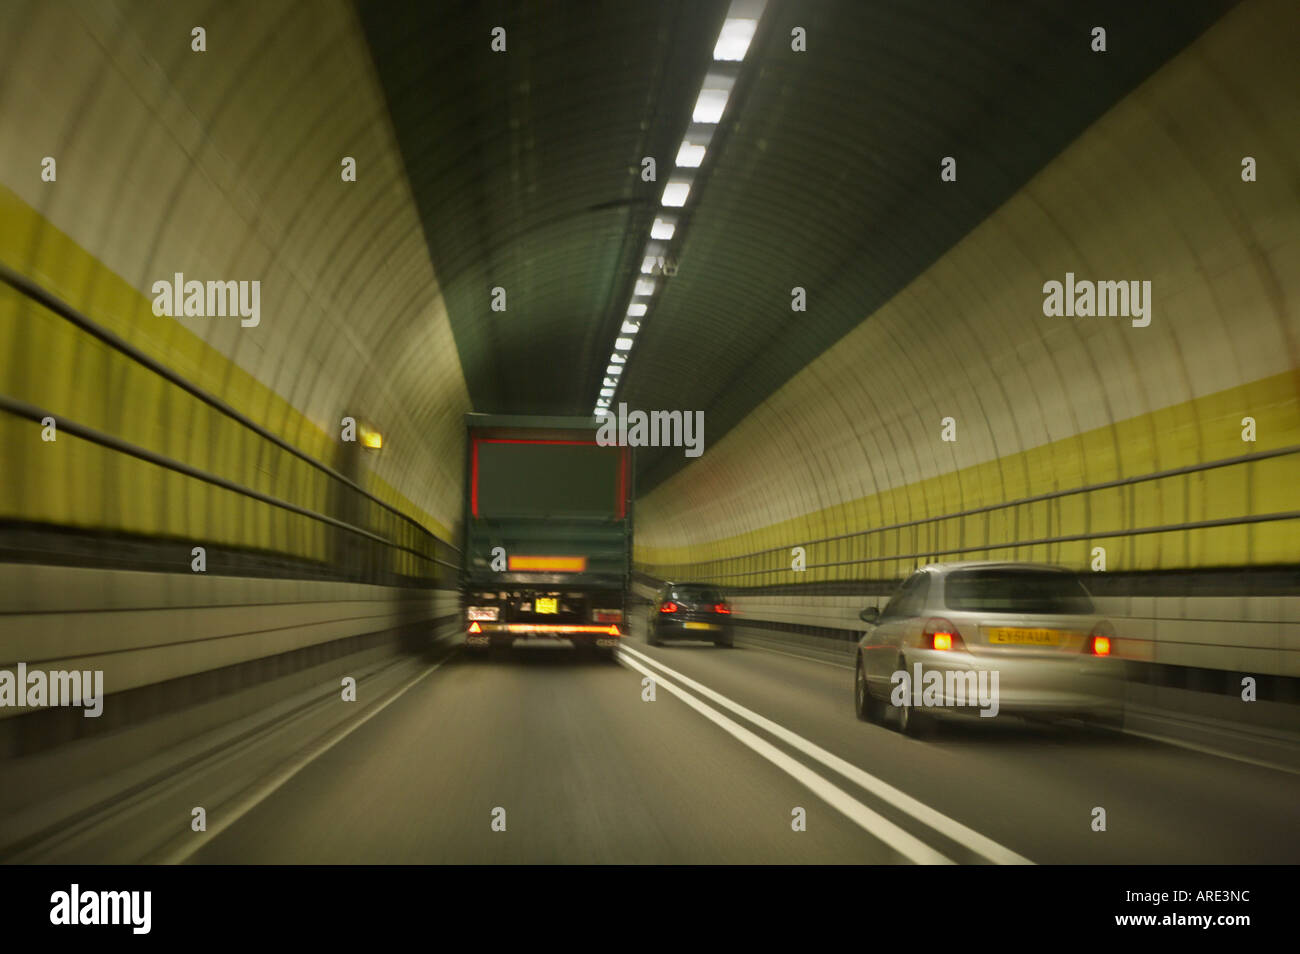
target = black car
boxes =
[648,583,733,647]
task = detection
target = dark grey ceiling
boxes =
[357,0,1237,493]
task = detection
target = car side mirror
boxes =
[858,606,880,625]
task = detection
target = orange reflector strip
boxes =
[507,555,588,572]
[503,623,622,634]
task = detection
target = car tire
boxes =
[647,622,662,647]
[854,653,883,723]
[714,635,733,648]
[896,656,932,738]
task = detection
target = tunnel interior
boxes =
[0,0,1297,870]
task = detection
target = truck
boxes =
[460,413,632,657]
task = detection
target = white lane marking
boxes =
[160,653,454,864]
[617,652,952,864]
[621,644,1034,865]
[1120,728,1300,776]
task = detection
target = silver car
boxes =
[854,562,1123,736]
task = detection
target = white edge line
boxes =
[1120,727,1300,776]
[160,653,453,864]
[617,651,952,864]
[621,644,1034,865]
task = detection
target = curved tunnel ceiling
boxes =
[359,0,1238,494]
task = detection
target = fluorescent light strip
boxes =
[651,218,676,240]
[661,181,691,207]
[598,3,766,410]
[714,18,757,61]
[693,87,730,124]
[676,140,707,168]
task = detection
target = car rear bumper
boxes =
[900,650,1124,719]
[653,618,733,639]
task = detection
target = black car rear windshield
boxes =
[669,587,725,604]
[943,569,1094,615]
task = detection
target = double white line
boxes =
[618,644,1033,865]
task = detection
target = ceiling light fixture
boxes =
[692,87,730,124]
[676,140,707,168]
[650,218,676,240]
[714,18,757,61]
[661,181,691,207]
[593,0,767,416]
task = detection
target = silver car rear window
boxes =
[943,569,1095,615]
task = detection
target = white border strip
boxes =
[621,644,1033,864]
[159,653,453,864]
[617,651,951,863]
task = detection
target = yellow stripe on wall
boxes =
[0,185,452,556]
[635,369,1300,581]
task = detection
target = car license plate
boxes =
[535,597,558,615]
[987,627,1060,646]
[683,622,718,631]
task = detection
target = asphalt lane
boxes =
[192,644,907,863]
[628,624,1300,865]
[190,623,1300,864]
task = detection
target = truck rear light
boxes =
[594,609,624,622]
[923,617,965,651]
[713,603,731,614]
[507,555,588,572]
[467,606,500,621]
[1088,621,1114,656]
[659,601,678,614]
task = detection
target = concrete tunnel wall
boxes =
[633,0,1300,676]
[0,0,470,726]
